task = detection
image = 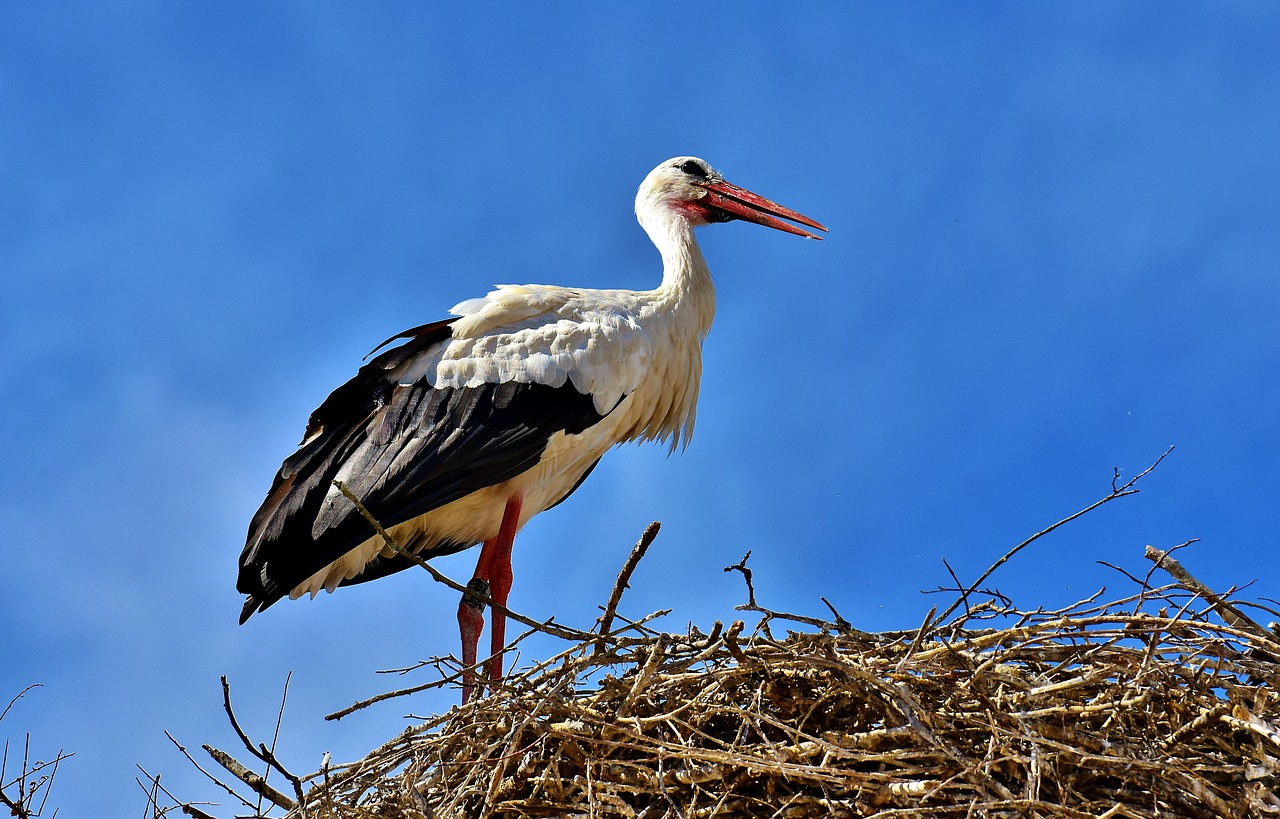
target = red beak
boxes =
[695,179,828,239]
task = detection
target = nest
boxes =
[237,545,1278,819]
[159,463,1280,819]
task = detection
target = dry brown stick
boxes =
[820,596,852,630]
[724,549,879,638]
[894,606,938,675]
[1144,544,1275,643]
[163,731,254,810]
[333,480,597,644]
[135,764,218,819]
[0,736,71,819]
[723,550,757,608]
[325,621,547,721]
[217,675,304,806]
[202,744,296,810]
[596,521,662,647]
[938,446,1175,624]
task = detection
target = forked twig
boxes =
[725,550,878,639]
[136,764,217,819]
[937,446,1175,624]
[1,685,72,819]
[212,675,303,810]
[724,550,756,608]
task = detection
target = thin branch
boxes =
[265,671,305,808]
[725,550,878,639]
[820,597,852,631]
[596,522,662,648]
[0,746,72,819]
[936,446,1175,624]
[328,603,676,722]
[940,558,970,615]
[326,621,546,721]
[333,480,597,644]
[1,687,71,819]
[217,676,303,806]
[0,686,41,724]
[163,731,253,809]
[135,765,217,819]
[1144,543,1275,645]
[724,550,756,608]
[894,606,938,676]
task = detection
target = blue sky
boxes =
[3,4,1278,816]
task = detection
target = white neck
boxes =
[639,204,718,340]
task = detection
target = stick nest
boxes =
[289,586,1280,818]
[152,452,1277,817]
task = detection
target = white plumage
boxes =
[238,156,825,700]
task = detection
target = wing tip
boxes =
[239,596,264,625]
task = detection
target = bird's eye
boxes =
[678,160,709,179]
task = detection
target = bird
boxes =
[237,156,826,701]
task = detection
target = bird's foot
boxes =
[457,578,491,703]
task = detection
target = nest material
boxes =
[292,588,1280,819]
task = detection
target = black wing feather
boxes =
[237,318,610,622]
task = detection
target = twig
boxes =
[937,446,1175,624]
[724,550,756,608]
[217,676,304,807]
[202,744,296,810]
[0,746,72,819]
[1,686,71,819]
[596,522,662,649]
[941,558,970,616]
[268,671,305,809]
[820,597,852,631]
[135,765,217,819]
[137,766,162,819]
[326,622,545,721]
[1145,543,1275,644]
[333,480,597,644]
[163,731,253,809]
[725,550,878,639]
[894,606,938,675]
[0,686,40,724]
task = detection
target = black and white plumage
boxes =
[237,156,826,700]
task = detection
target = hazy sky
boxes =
[4,4,1278,816]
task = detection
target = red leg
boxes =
[485,495,523,689]
[456,495,523,703]
[456,572,489,704]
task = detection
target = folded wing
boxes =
[236,317,613,622]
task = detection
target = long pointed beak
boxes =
[696,179,828,239]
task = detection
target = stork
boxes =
[237,156,826,701]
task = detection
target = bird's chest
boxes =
[514,359,700,503]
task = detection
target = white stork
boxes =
[237,156,826,701]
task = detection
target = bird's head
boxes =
[635,156,827,240]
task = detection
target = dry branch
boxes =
[935,446,1175,624]
[1,685,71,819]
[595,521,661,648]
